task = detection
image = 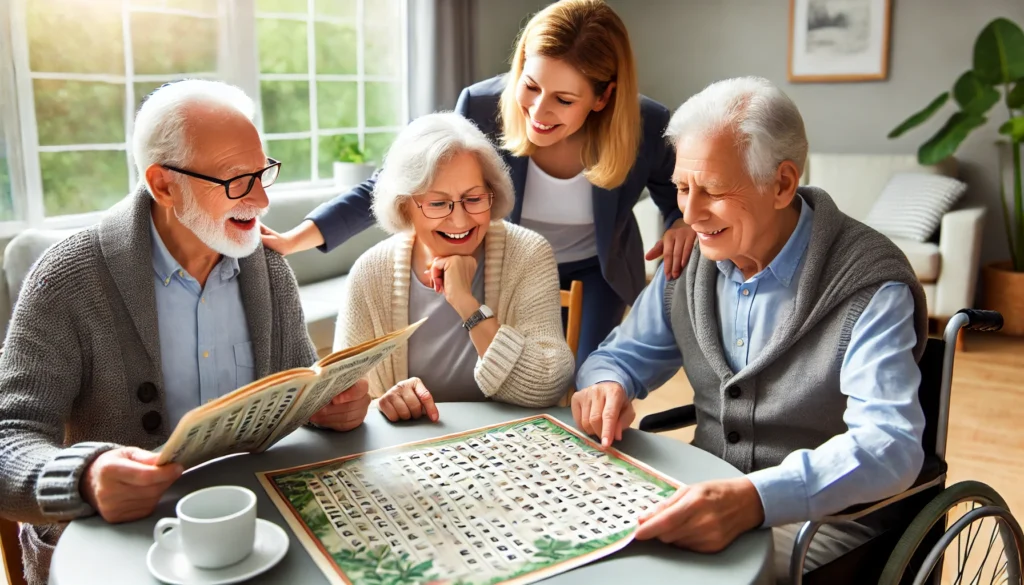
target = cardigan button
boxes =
[727,431,741,444]
[137,382,158,403]
[142,411,162,433]
[728,386,741,399]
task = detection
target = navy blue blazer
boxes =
[306,75,681,305]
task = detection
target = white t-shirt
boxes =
[520,158,598,264]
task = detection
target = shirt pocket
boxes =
[233,341,256,387]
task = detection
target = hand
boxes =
[259,220,324,256]
[308,378,372,431]
[377,377,439,423]
[81,447,184,524]
[427,255,479,318]
[571,382,635,448]
[644,219,696,280]
[634,478,766,553]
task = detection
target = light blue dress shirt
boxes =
[577,197,925,526]
[150,219,255,428]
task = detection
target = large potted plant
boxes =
[888,17,1024,335]
[329,135,377,188]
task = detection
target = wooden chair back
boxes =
[558,280,583,407]
[1,517,26,585]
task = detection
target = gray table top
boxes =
[51,403,773,584]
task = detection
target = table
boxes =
[50,403,774,584]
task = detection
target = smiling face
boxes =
[407,151,492,257]
[514,55,611,148]
[169,106,270,257]
[673,128,795,267]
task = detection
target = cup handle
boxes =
[153,518,182,552]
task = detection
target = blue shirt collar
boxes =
[149,216,241,286]
[716,194,814,288]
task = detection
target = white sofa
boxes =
[633,153,987,319]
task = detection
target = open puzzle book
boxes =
[257,415,682,585]
[156,318,426,469]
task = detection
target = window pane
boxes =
[365,25,401,77]
[365,82,402,127]
[256,0,307,13]
[257,18,308,74]
[317,133,359,178]
[363,132,395,166]
[260,81,310,133]
[131,12,218,75]
[39,150,129,216]
[364,0,400,27]
[315,0,356,19]
[265,139,311,183]
[317,82,357,128]
[131,0,217,11]
[27,0,123,74]
[34,80,125,146]
[0,134,14,221]
[314,21,356,75]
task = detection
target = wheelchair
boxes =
[638,309,1024,584]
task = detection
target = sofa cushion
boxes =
[298,275,350,353]
[864,172,967,242]
[889,237,940,283]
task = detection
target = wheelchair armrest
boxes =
[638,405,696,433]
[821,455,947,522]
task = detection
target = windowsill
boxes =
[0,181,351,240]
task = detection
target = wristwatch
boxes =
[462,304,495,331]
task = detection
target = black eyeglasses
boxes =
[163,158,282,200]
[412,193,494,219]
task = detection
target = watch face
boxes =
[479,304,494,318]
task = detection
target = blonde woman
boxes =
[336,112,573,421]
[263,0,696,369]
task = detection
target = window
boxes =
[256,0,406,184]
[2,0,407,231]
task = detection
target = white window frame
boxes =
[255,0,409,188]
[0,0,409,238]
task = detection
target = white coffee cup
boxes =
[153,485,257,569]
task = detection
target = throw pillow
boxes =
[864,172,968,242]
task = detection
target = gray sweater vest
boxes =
[667,187,928,474]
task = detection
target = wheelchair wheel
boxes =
[879,480,1024,585]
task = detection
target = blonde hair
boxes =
[498,0,640,189]
[372,112,515,234]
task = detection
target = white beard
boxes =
[174,182,267,258]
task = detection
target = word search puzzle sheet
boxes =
[258,415,681,585]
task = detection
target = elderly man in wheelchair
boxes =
[570,76,1022,585]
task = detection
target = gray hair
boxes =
[132,79,256,192]
[372,112,515,234]
[665,76,808,186]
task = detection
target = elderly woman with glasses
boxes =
[336,112,574,422]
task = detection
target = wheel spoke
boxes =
[959,508,988,585]
[968,520,999,585]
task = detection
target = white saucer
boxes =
[147,519,289,585]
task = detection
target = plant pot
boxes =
[333,161,376,188]
[981,261,1024,336]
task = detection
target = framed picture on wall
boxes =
[788,0,892,82]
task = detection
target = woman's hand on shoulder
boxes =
[645,219,696,280]
[260,220,325,256]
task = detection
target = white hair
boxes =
[665,76,808,186]
[372,112,515,234]
[132,79,256,192]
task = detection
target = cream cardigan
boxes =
[334,220,574,406]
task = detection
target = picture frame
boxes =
[788,0,892,82]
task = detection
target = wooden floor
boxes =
[631,330,1024,550]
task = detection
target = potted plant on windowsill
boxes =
[329,135,377,188]
[888,17,1024,335]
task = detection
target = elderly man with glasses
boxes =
[0,80,371,585]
